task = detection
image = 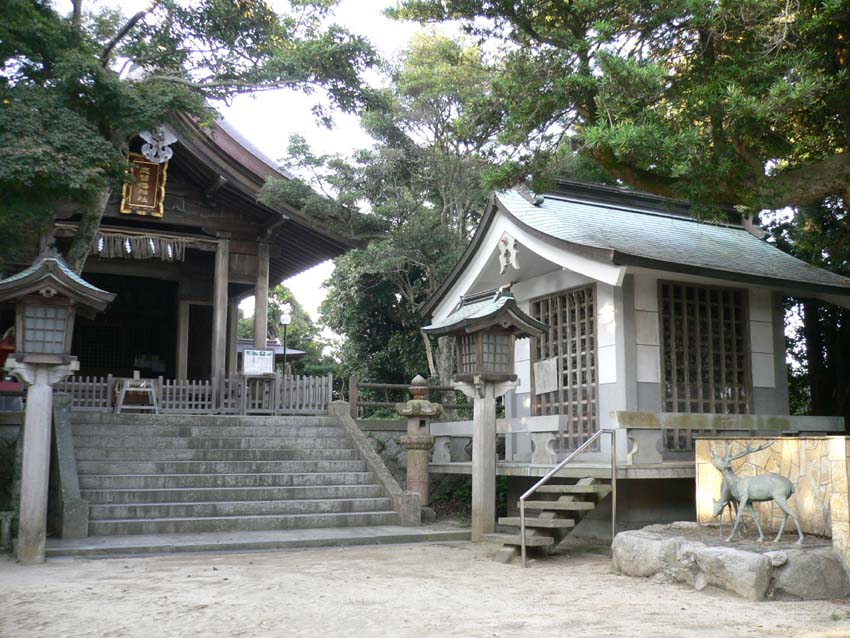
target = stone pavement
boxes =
[45,524,470,559]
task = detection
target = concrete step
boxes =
[73,435,353,450]
[498,517,575,529]
[82,484,387,504]
[482,533,554,547]
[70,414,340,428]
[522,500,595,511]
[44,525,472,559]
[77,460,368,475]
[89,510,402,536]
[535,484,612,495]
[74,447,359,462]
[89,497,393,520]
[72,425,347,439]
[79,472,377,490]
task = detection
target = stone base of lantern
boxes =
[6,356,79,564]
[400,434,435,506]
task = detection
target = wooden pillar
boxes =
[176,300,189,380]
[471,383,497,542]
[227,301,238,377]
[211,236,230,384]
[253,241,270,349]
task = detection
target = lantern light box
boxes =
[422,290,547,383]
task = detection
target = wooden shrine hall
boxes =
[14,115,355,387]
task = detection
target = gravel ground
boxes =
[1,541,850,638]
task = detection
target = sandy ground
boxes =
[2,542,850,638]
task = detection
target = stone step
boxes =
[71,414,339,428]
[73,435,354,450]
[81,484,387,504]
[89,510,401,536]
[45,526,473,559]
[77,460,368,475]
[72,425,347,439]
[535,484,612,495]
[522,500,595,511]
[482,533,554,547]
[79,472,377,490]
[89,497,394,520]
[74,447,360,462]
[498,517,576,529]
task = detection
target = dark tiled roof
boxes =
[498,189,850,293]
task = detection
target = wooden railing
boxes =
[52,373,333,415]
[347,376,472,420]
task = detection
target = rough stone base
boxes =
[612,522,850,601]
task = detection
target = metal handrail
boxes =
[519,428,618,568]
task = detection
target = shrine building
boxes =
[1,114,354,386]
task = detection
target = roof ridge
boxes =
[533,190,747,230]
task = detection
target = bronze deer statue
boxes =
[711,442,804,545]
[711,478,739,536]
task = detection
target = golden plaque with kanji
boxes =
[120,152,168,217]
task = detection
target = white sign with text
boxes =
[243,349,275,375]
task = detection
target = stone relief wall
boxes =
[695,437,849,543]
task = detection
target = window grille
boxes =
[531,285,598,450]
[659,282,750,415]
[481,334,511,372]
[22,304,67,354]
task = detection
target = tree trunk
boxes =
[66,189,111,274]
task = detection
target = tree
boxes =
[262,35,501,384]
[0,0,378,272]
[766,200,850,423]
[392,1,850,213]
[393,2,850,425]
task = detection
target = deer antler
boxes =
[724,441,773,463]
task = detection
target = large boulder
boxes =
[611,530,682,578]
[688,545,771,601]
[773,547,850,601]
[611,524,850,601]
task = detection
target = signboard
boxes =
[120,152,168,218]
[533,357,559,395]
[243,349,275,375]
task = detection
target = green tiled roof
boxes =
[423,291,547,336]
[423,294,512,333]
[497,189,850,293]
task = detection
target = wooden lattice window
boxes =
[22,304,68,354]
[531,285,598,450]
[659,282,751,414]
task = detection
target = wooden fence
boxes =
[53,373,333,415]
[347,376,473,420]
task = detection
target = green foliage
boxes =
[0,0,378,270]
[263,35,498,383]
[392,0,850,212]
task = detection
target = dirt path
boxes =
[1,542,849,638]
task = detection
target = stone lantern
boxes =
[395,375,442,507]
[0,249,114,563]
[422,290,546,541]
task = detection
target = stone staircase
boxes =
[484,477,611,561]
[71,413,401,537]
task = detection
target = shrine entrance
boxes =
[71,274,177,378]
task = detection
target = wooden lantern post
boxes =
[422,290,546,541]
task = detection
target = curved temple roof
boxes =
[0,249,115,312]
[423,182,850,316]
